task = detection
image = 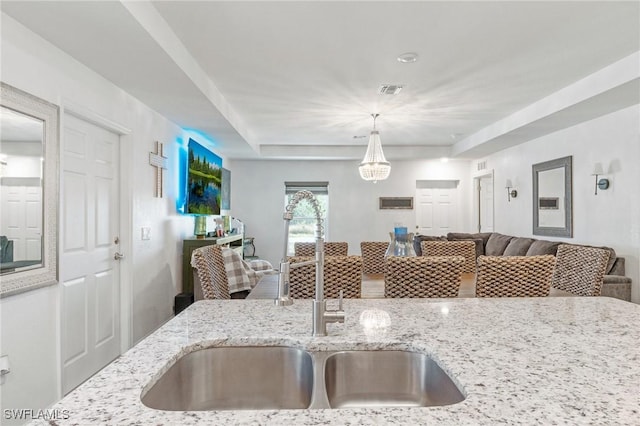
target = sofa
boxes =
[414,232,632,302]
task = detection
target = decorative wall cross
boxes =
[149,141,168,198]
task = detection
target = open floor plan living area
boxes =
[1,1,639,425]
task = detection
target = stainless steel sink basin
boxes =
[142,347,464,411]
[141,346,314,411]
[324,350,464,408]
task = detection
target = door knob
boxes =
[114,252,124,260]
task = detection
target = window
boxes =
[284,182,329,255]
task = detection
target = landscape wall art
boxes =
[186,138,222,215]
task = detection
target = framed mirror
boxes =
[532,156,572,237]
[1,82,59,297]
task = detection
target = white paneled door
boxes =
[479,175,494,232]
[416,184,459,236]
[61,115,121,395]
[0,183,42,261]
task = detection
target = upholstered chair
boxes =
[551,244,611,296]
[360,241,389,274]
[294,242,348,257]
[420,240,477,273]
[384,256,464,298]
[288,255,362,299]
[475,255,555,297]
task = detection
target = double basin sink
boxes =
[141,346,465,411]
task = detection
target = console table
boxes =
[181,234,244,295]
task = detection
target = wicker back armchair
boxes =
[288,255,362,299]
[191,245,231,299]
[360,241,389,274]
[551,244,611,296]
[421,240,477,273]
[294,242,348,257]
[475,255,555,297]
[384,256,464,298]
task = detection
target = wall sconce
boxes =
[505,179,518,202]
[591,163,610,195]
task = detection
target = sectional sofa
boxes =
[414,232,632,301]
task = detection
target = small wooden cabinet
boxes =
[181,234,244,294]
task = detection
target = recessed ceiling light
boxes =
[397,52,418,63]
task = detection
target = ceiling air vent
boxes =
[377,84,403,95]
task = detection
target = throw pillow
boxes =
[503,237,535,256]
[525,240,561,256]
[485,233,514,256]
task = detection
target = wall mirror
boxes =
[532,155,572,237]
[1,82,59,297]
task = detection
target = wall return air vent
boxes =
[378,84,403,95]
[379,197,413,209]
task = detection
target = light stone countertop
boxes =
[34,297,639,425]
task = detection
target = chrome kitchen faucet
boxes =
[275,190,344,336]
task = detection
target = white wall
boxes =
[0,286,58,426]
[228,159,473,267]
[479,104,640,303]
[2,155,41,178]
[0,14,204,423]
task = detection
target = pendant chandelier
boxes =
[359,113,390,183]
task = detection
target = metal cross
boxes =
[149,141,168,198]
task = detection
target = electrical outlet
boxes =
[141,227,151,240]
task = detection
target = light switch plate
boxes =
[141,227,151,240]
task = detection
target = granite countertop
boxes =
[36,297,639,425]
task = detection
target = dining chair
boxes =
[288,255,362,299]
[294,242,348,257]
[475,255,555,297]
[360,241,389,274]
[421,240,477,273]
[191,245,231,299]
[384,256,464,298]
[551,244,611,296]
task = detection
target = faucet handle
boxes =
[338,290,343,311]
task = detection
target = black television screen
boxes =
[186,138,222,215]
